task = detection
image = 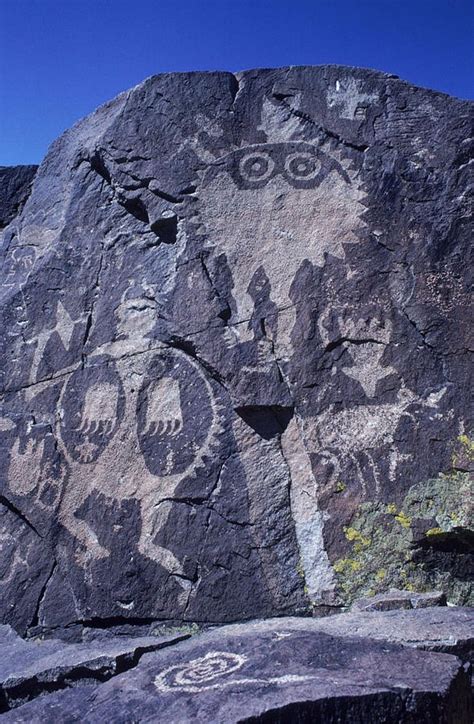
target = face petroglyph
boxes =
[198,140,367,352]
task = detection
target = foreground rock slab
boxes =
[310,606,474,663]
[3,617,473,722]
[0,625,189,712]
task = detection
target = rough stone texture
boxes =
[0,624,189,712]
[309,606,474,663]
[2,617,472,723]
[0,166,37,229]
[352,588,447,611]
[0,66,473,634]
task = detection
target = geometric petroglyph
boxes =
[154,652,247,693]
[29,301,76,385]
[153,650,316,693]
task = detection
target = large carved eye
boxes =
[284,152,321,180]
[238,152,275,182]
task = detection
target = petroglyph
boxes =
[327,77,379,120]
[142,377,183,437]
[304,386,447,498]
[154,650,316,693]
[56,348,221,573]
[197,102,367,354]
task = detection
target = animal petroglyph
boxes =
[305,386,447,497]
[319,315,396,399]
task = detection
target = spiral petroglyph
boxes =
[154,651,247,693]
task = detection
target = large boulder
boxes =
[0,66,472,635]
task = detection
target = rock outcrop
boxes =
[0,66,472,636]
[2,611,473,722]
[0,165,37,229]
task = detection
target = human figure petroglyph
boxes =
[56,289,220,574]
[5,287,222,578]
[56,349,219,574]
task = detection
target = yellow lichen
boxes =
[333,558,362,574]
[344,527,371,548]
[394,511,411,529]
[375,569,386,582]
[386,503,398,515]
[296,560,305,578]
[458,434,474,460]
[335,480,346,493]
[426,527,444,537]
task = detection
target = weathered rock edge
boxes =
[0,625,189,712]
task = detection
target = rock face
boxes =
[0,165,37,228]
[0,66,473,635]
[3,615,473,722]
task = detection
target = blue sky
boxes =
[1,0,473,165]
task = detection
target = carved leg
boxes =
[59,478,109,565]
[138,500,185,578]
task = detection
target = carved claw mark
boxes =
[145,418,183,437]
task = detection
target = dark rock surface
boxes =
[0,66,473,635]
[3,616,473,723]
[0,624,189,712]
[0,166,37,228]
[309,606,474,663]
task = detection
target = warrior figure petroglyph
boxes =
[6,290,221,579]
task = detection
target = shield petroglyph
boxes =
[55,348,222,572]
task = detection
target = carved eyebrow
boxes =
[206,143,352,185]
